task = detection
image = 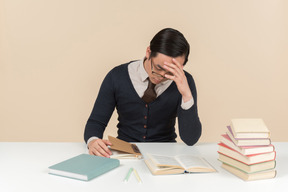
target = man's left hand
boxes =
[163,58,193,102]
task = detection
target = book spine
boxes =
[218,143,276,164]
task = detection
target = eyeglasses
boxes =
[150,59,173,79]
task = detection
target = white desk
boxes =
[0,142,287,192]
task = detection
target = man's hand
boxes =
[163,58,193,102]
[88,138,112,157]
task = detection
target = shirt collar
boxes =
[139,58,149,82]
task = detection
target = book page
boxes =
[174,155,213,170]
[145,159,176,171]
[147,153,182,167]
[110,149,142,159]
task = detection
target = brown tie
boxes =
[142,79,156,103]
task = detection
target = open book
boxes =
[108,136,142,159]
[144,153,216,175]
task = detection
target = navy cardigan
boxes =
[84,62,202,146]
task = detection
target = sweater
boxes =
[84,62,202,146]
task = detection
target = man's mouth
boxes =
[152,77,162,84]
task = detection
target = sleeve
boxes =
[181,97,194,110]
[177,74,202,146]
[84,70,116,143]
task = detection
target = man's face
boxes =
[148,52,185,84]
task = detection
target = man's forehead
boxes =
[153,54,185,65]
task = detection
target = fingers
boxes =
[88,139,112,157]
[163,59,184,80]
[164,73,176,80]
[163,58,192,100]
[171,58,184,69]
[103,139,112,146]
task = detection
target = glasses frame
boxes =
[150,58,171,79]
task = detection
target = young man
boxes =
[84,28,202,157]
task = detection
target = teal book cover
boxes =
[48,154,120,181]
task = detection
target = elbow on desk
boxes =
[180,125,202,146]
[182,136,201,146]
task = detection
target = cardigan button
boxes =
[144,116,147,119]
[145,104,148,108]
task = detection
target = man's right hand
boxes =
[88,138,112,157]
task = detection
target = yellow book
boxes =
[230,119,270,139]
[222,163,276,181]
[218,153,276,173]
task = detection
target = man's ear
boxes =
[145,46,151,59]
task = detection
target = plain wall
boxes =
[1,0,287,142]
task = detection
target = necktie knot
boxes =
[148,80,156,89]
[142,79,156,103]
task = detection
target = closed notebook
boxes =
[48,154,120,181]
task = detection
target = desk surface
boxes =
[0,142,287,192]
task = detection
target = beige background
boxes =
[1,0,287,142]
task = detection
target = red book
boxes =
[221,134,275,155]
[217,143,276,165]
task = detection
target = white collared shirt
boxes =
[128,59,194,109]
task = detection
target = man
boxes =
[84,28,202,157]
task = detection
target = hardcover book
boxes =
[222,163,276,181]
[227,126,271,146]
[230,118,270,139]
[144,153,216,175]
[218,153,276,173]
[221,134,274,155]
[48,154,120,181]
[217,143,276,165]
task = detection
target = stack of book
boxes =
[218,118,277,181]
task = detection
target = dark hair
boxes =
[149,28,190,65]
